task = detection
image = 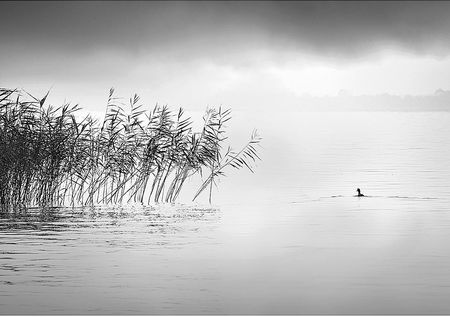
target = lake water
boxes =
[1,111,450,314]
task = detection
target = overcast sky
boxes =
[2,1,450,112]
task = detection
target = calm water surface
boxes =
[1,112,450,314]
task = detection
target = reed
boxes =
[0,87,261,211]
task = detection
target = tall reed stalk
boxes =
[0,87,261,211]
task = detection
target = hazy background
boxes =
[2,1,450,114]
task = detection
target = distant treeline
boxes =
[0,88,260,211]
[292,90,450,112]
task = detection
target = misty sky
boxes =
[2,1,450,112]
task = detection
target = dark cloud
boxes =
[2,1,450,60]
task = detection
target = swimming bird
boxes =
[356,188,364,197]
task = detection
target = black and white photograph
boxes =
[2,0,450,315]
